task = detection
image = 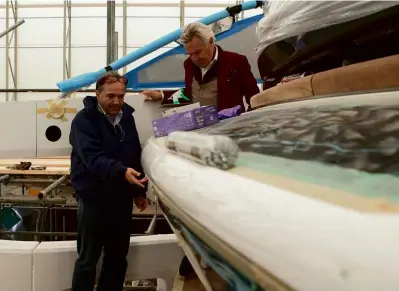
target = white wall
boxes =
[0,0,249,102]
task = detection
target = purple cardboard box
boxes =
[152,105,219,137]
[193,105,219,128]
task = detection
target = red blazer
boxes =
[162,46,260,111]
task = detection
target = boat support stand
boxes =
[151,185,214,291]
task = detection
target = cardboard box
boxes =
[195,105,219,128]
[162,102,200,117]
[152,105,219,137]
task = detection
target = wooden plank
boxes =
[0,159,70,168]
[0,157,70,175]
[0,169,70,175]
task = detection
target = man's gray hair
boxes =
[179,22,215,45]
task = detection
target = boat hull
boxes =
[141,89,399,291]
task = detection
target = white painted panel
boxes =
[0,240,39,291]
[33,235,183,291]
[36,98,84,157]
[124,235,184,290]
[34,93,163,157]
[124,94,164,143]
[0,92,89,102]
[32,240,77,291]
[0,100,37,158]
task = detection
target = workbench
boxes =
[0,157,70,176]
[0,156,70,203]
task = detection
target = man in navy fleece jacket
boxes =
[69,71,148,291]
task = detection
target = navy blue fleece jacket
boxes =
[69,96,147,200]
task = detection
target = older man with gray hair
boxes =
[142,21,259,111]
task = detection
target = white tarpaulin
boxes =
[255,1,399,57]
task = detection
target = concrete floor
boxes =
[61,270,227,291]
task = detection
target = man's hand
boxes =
[134,196,148,212]
[124,168,148,188]
[141,90,163,102]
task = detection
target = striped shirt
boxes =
[97,104,123,126]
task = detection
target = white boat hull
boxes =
[142,89,399,291]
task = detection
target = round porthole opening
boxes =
[45,125,62,142]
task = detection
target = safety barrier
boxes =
[0,234,184,291]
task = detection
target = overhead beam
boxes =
[0,2,230,9]
[179,0,185,27]
[62,0,72,80]
[0,19,25,39]
[13,0,18,101]
[106,0,116,65]
[5,1,9,101]
[122,0,127,74]
[4,0,19,101]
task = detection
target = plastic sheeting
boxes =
[199,105,399,175]
[255,1,399,57]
